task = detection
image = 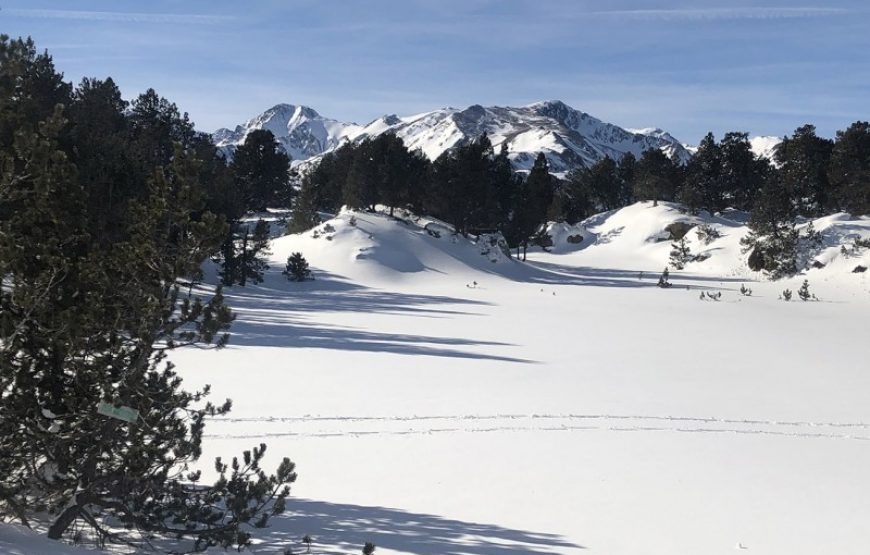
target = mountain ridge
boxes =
[213,100,697,175]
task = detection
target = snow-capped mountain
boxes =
[213,104,363,161]
[214,100,691,175]
[749,135,782,164]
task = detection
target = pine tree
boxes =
[657,267,672,288]
[669,236,693,270]
[720,131,767,211]
[828,121,870,215]
[283,252,313,281]
[289,177,321,233]
[679,133,721,213]
[741,173,798,278]
[797,279,812,301]
[239,219,271,286]
[231,129,292,212]
[774,125,834,216]
[633,149,681,206]
[0,43,295,547]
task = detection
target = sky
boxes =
[2,1,868,144]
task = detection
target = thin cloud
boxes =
[2,8,233,25]
[589,7,851,22]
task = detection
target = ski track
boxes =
[204,413,870,442]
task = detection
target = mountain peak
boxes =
[216,100,690,173]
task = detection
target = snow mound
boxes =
[537,202,870,281]
[270,209,523,285]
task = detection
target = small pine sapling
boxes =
[780,288,793,301]
[797,279,812,301]
[740,284,752,296]
[669,236,693,270]
[302,534,313,553]
[283,252,313,282]
[363,542,376,555]
[657,267,672,288]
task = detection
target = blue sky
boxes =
[2,1,867,143]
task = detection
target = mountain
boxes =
[749,135,783,164]
[213,104,363,161]
[213,100,691,175]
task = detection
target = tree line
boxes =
[290,122,869,269]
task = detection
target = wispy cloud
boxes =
[589,7,851,22]
[2,8,233,25]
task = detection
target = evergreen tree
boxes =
[428,133,497,235]
[657,267,672,288]
[563,167,595,224]
[719,131,767,211]
[585,157,621,211]
[740,173,799,278]
[774,125,833,216]
[679,133,721,214]
[231,129,292,212]
[797,279,812,301]
[828,121,870,215]
[0,40,294,547]
[633,149,681,206]
[237,219,271,286]
[669,236,693,270]
[283,252,313,281]
[615,152,637,207]
[289,177,321,233]
[512,153,556,258]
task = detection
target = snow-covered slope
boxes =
[750,135,783,164]
[541,202,870,280]
[168,202,870,555]
[213,104,363,161]
[214,100,691,174]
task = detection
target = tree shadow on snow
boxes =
[221,270,535,363]
[515,260,747,289]
[254,498,585,555]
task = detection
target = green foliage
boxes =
[797,279,812,301]
[741,173,798,279]
[828,121,870,215]
[775,125,834,216]
[283,252,313,282]
[669,237,693,270]
[231,129,292,211]
[632,149,681,206]
[657,267,672,288]
[0,36,293,550]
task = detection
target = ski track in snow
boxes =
[205,413,870,442]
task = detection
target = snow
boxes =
[215,101,691,175]
[11,203,870,554]
[164,204,870,555]
[749,135,783,164]
[0,524,103,555]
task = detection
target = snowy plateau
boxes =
[185,204,869,555]
[9,202,869,555]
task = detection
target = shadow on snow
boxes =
[255,498,584,555]
[221,270,534,363]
